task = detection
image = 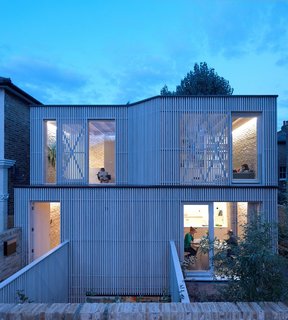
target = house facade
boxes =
[14,95,278,302]
[0,77,41,281]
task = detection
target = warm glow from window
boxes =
[232,117,257,138]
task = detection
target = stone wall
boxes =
[0,302,287,319]
[4,92,30,227]
[0,228,22,281]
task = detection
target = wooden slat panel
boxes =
[15,186,277,302]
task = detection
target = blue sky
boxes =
[0,0,287,128]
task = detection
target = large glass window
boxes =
[183,202,259,272]
[44,120,57,183]
[232,115,260,181]
[89,120,115,184]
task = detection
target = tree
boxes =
[212,218,288,302]
[161,62,234,96]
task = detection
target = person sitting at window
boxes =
[225,229,238,258]
[184,227,198,257]
[97,168,111,183]
[240,163,250,173]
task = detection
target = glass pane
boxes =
[183,204,210,271]
[232,116,258,180]
[213,202,251,271]
[89,120,115,184]
[44,120,56,183]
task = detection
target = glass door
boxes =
[183,203,213,272]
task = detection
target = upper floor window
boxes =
[279,166,287,180]
[89,120,115,184]
[44,120,57,184]
[180,113,229,184]
[232,115,260,182]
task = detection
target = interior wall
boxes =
[89,143,104,184]
[31,202,60,261]
[233,119,257,173]
[49,203,60,249]
[104,140,115,182]
[89,141,115,184]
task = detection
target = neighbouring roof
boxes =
[0,76,42,105]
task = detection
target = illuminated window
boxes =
[44,120,57,183]
[232,115,260,181]
[89,120,115,184]
[183,202,259,273]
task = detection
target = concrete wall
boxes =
[0,228,22,281]
[4,92,30,227]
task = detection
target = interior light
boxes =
[232,117,257,138]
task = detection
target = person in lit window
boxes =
[240,163,250,173]
[184,227,198,257]
[97,168,111,183]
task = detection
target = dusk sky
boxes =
[1,0,287,128]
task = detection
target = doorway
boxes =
[30,202,60,261]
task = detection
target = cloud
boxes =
[193,0,288,61]
[2,56,88,89]
[0,56,95,103]
[276,56,288,67]
[104,55,180,103]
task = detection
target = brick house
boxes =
[0,77,41,280]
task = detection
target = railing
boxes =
[169,240,190,303]
[0,241,69,303]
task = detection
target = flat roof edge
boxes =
[29,94,278,108]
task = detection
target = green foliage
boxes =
[48,143,56,168]
[16,289,32,303]
[278,189,288,206]
[212,218,288,302]
[279,203,288,257]
[161,62,233,96]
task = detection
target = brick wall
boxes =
[0,228,22,281]
[233,121,257,173]
[4,92,30,227]
[50,203,60,249]
[0,302,287,319]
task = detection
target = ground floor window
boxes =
[183,202,259,272]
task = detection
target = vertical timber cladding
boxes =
[160,96,277,185]
[30,96,277,186]
[30,105,129,185]
[128,98,161,185]
[14,186,277,302]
